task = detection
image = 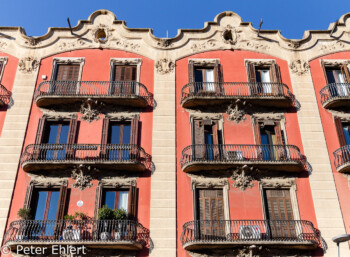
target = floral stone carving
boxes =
[18,57,40,73]
[80,98,103,123]
[71,165,98,190]
[289,59,310,76]
[226,99,250,123]
[155,58,175,74]
[231,165,256,191]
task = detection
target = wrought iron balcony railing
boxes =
[320,83,350,108]
[20,144,151,172]
[181,220,320,250]
[333,145,350,173]
[34,81,152,108]
[0,84,11,106]
[180,82,294,108]
[4,219,149,250]
[180,144,307,172]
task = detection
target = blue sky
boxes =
[0,0,348,39]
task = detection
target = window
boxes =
[192,119,223,160]
[95,184,137,220]
[109,65,137,95]
[100,118,139,160]
[334,118,350,146]
[247,61,282,95]
[188,60,222,94]
[254,120,286,161]
[0,57,8,83]
[263,189,296,238]
[34,117,78,160]
[323,65,350,97]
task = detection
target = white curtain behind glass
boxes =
[260,70,272,93]
[335,70,348,96]
[118,191,129,211]
[205,69,215,91]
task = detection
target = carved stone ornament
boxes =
[321,41,346,53]
[231,165,256,190]
[80,98,103,123]
[105,112,139,121]
[245,59,275,67]
[42,111,77,121]
[226,99,251,123]
[110,58,142,66]
[58,39,87,51]
[191,39,217,52]
[29,176,68,188]
[18,56,40,73]
[115,39,140,51]
[24,37,40,46]
[71,165,98,190]
[91,24,113,43]
[238,41,270,51]
[155,58,175,74]
[189,111,223,121]
[287,40,302,49]
[252,112,285,121]
[190,175,228,189]
[321,59,350,67]
[99,176,137,188]
[156,38,173,48]
[289,59,310,76]
[0,40,7,49]
[260,178,296,188]
[221,25,241,45]
[188,59,220,67]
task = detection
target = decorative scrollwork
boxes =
[191,39,217,52]
[80,98,103,123]
[155,58,175,74]
[18,57,40,73]
[289,59,310,76]
[226,99,250,123]
[71,164,98,190]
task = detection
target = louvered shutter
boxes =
[212,122,220,159]
[34,117,47,159]
[56,185,68,220]
[265,189,295,238]
[194,120,205,159]
[248,63,257,95]
[130,118,139,159]
[188,62,195,83]
[66,118,78,157]
[127,185,137,220]
[335,117,346,147]
[56,65,79,81]
[94,184,103,219]
[23,183,34,209]
[341,64,350,83]
[124,66,137,94]
[214,63,223,94]
[100,118,110,156]
[270,64,282,95]
[274,122,285,160]
[254,121,261,144]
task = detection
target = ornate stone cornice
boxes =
[58,39,87,51]
[252,112,285,121]
[289,59,310,76]
[99,176,137,188]
[29,176,68,188]
[155,58,175,74]
[18,56,40,74]
[190,175,228,189]
[260,178,296,188]
[188,58,220,66]
[110,58,142,66]
[53,57,85,65]
[189,111,223,121]
[320,59,350,66]
[244,59,276,67]
[105,112,139,120]
[115,39,140,51]
[42,111,77,120]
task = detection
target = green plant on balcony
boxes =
[17,208,31,220]
[98,206,116,220]
[64,214,75,221]
[114,208,127,220]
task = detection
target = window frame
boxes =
[109,58,142,83]
[50,58,85,81]
[0,57,8,83]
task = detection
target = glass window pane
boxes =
[47,125,59,144]
[103,191,115,209]
[122,125,131,144]
[326,70,336,83]
[47,191,60,220]
[343,126,350,145]
[335,70,345,83]
[59,125,69,144]
[260,70,271,83]
[34,191,48,220]
[110,125,121,144]
[194,69,203,82]
[205,69,214,83]
[118,191,129,211]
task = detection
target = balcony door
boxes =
[108,122,131,160]
[51,64,80,94]
[43,122,69,160]
[110,65,137,95]
[194,67,215,93]
[264,189,296,239]
[188,62,222,95]
[325,67,349,97]
[196,189,225,240]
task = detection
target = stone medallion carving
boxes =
[58,39,86,51]
[115,39,140,51]
[288,40,302,49]
[289,59,310,75]
[71,165,98,190]
[156,38,173,48]
[18,56,40,73]
[231,165,256,190]
[191,39,217,52]
[155,58,175,74]
[24,37,40,46]
[226,99,251,123]
[221,25,241,45]
[91,24,113,43]
[80,98,103,123]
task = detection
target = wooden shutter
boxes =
[100,118,110,156]
[113,66,123,81]
[130,118,139,146]
[128,185,137,220]
[66,118,78,157]
[254,121,261,144]
[212,122,219,159]
[274,122,283,145]
[321,61,329,85]
[23,183,35,209]
[194,120,205,159]
[188,62,195,83]
[55,65,80,81]
[56,185,68,220]
[214,63,223,94]
[94,184,103,219]
[248,63,256,83]
[124,66,137,82]
[265,189,294,220]
[341,64,350,83]
[35,117,47,144]
[270,63,282,83]
[335,117,346,146]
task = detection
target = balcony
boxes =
[20,144,151,172]
[0,84,11,106]
[333,145,350,173]
[181,220,319,250]
[180,82,294,108]
[320,83,350,109]
[34,81,152,108]
[180,144,307,173]
[4,220,149,251]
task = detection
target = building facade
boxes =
[0,9,349,257]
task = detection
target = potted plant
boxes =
[98,206,116,240]
[62,214,81,240]
[17,208,31,240]
[114,208,127,240]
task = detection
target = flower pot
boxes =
[62,229,81,240]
